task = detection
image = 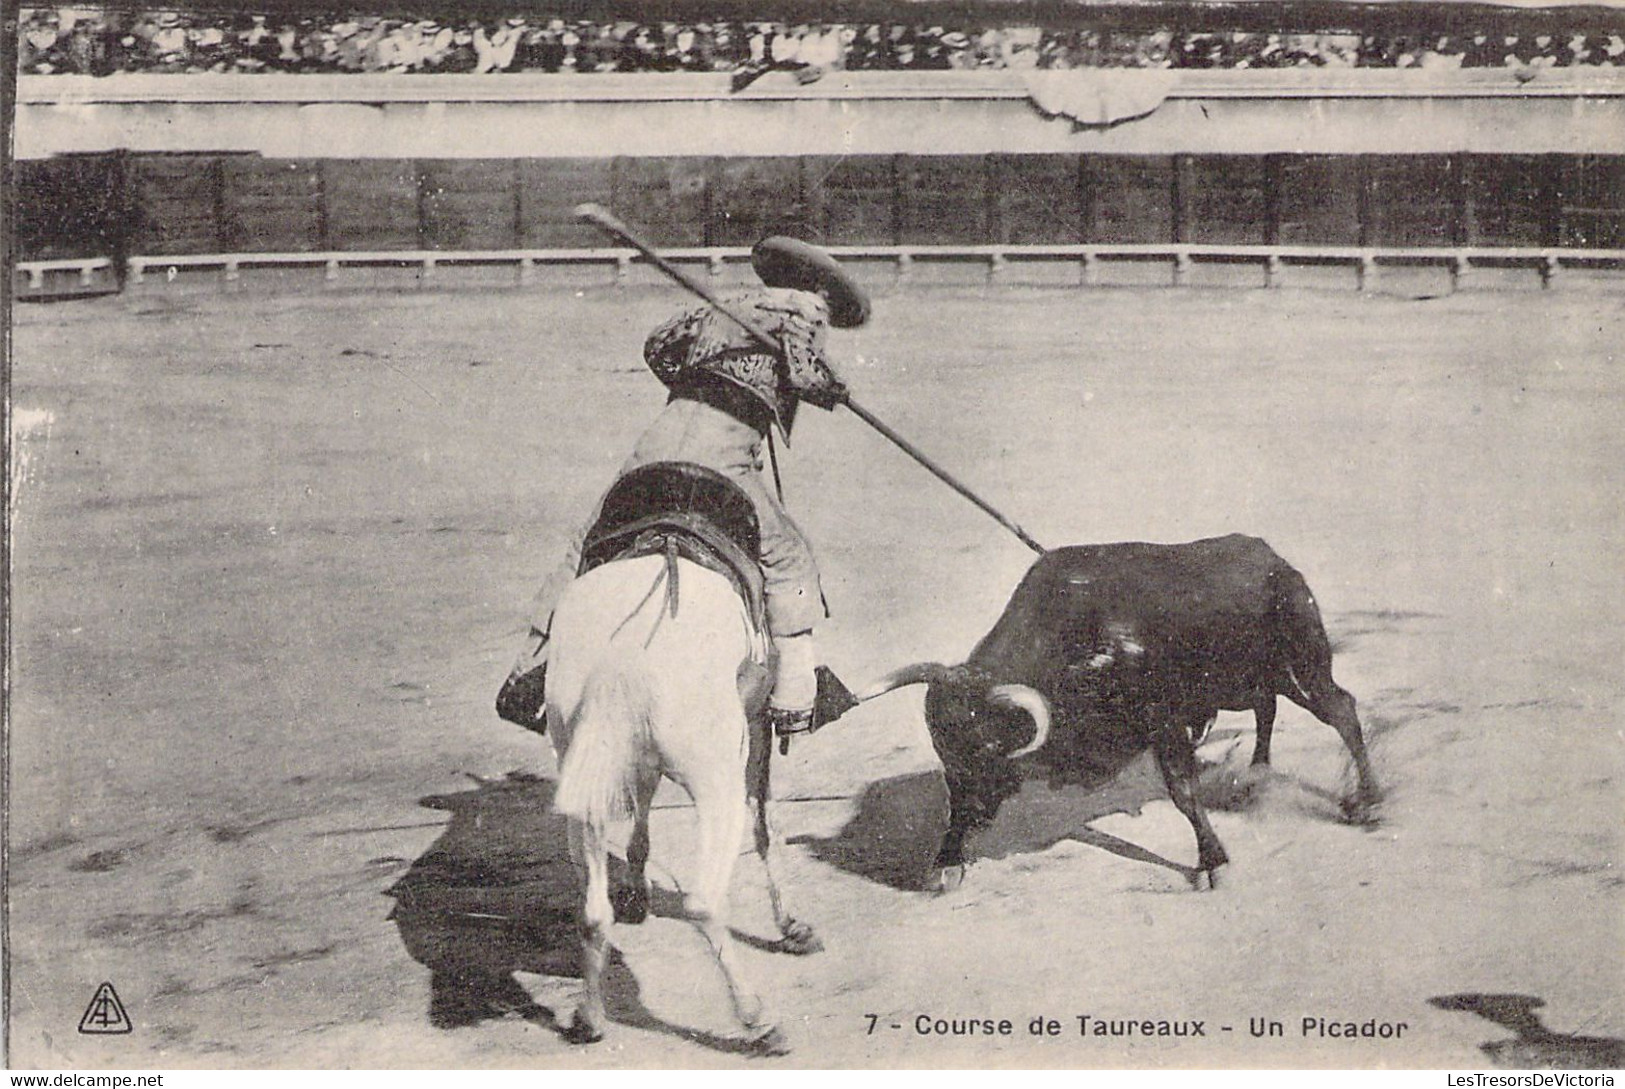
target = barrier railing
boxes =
[17,256,115,290]
[16,243,1625,295]
[834,243,1625,289]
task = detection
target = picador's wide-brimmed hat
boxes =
[751,237,870,329]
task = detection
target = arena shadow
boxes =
[389,772,773,1055]
[1429,993,1625,1069]
[786,770,950,892]
[790,758,1201,891]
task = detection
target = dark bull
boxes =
[862,534,1381,891]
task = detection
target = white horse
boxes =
[546,552,816,1054]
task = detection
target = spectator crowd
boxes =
[18,7,1625,79]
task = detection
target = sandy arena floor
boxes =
[6,281,1623,1069]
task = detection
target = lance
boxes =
[574,203,1047,556]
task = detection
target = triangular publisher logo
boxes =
[78,982,132,1034]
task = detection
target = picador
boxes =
[497,235,870,743]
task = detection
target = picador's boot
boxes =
[495,628,550,734]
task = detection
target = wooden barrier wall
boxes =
[13,151,1623,260]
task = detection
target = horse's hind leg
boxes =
[748,728,820,955]
[566,817,614,1044]
[614,767,659,925]
[689,773,788,1055]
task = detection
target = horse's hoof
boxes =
[564,1012,605,1045]
[1341,795,1383,828]
[744,1024,791,1057]
[612,885,650,925]
[1190,864,1225,891]
[931,865,966,895]
[777,919,823,956]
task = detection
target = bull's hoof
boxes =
[776,919,823,956]
[611,884,650,925]
[931,865,966,895]
[564,1011,606,1045]
[744,1024,791,1057]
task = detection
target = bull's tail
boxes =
[1271,563,1336,677]
[554,655,655,826]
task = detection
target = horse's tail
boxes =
[553,653,655,826]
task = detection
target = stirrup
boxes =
[768,706,815,738]
[769,706,814,756]
[768,666,860,752]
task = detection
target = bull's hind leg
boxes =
[1153,718,1229,889]
[688,771,789,1055]
[748,732,821,955]
[1291,675,1381,817]
[565,817,614,1044]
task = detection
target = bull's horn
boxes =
[854,662,951,702]
[989,684,1051,759]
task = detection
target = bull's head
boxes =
[857,663,1051,760]
[860,663,1053,878]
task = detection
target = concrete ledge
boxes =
[18,68,1625,105]
[19,68,1625,158]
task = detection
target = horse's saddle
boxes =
[578,461,767,636]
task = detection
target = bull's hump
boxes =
[1038,537,1280,584]
[1043,535,1271,563]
